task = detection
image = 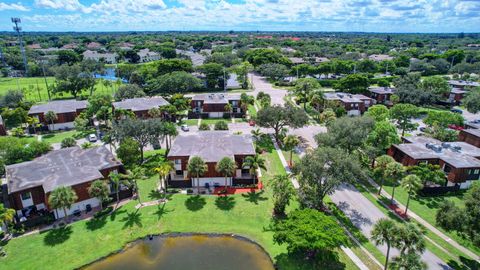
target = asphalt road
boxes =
[330,184,452,270]
[250,73,288,105]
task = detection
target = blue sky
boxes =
[0,0,479,32]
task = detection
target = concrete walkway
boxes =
[270,135,299,188]
[367,178,480,261]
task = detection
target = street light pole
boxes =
[11,18,28,76]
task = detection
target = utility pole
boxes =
[223,68,226,92]
[11,18,28,76]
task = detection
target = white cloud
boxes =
[34,0,92,13]
[0,2,29,11]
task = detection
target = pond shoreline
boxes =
[77,232,275,270]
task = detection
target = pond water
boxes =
[83,234,275,270]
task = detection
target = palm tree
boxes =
[374,155,395,195]
[251,128,263,141]
[283,135,300,167]
[44,110,57,131]
[216,157,237,192]
[371,218,399,270]
[394,223,426,256]
[0,203,15,235]
[48,186,78,222]
[128,167,146,203]
[154,161,174,195]
[109,172,122,205]
[187,156,207,194]
[385,162,406,204]
[242,154,267,187]
[88,180,110,210]
[389,252,427,270]
[269,175,295,216]
[400,175,423,215]
[224,103,233,118]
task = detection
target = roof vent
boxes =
[441,142,451,149]
[452,145,462,152]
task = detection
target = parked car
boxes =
[88,134,98,142]
[448,124,464,131]
[419,127,428,132]
[450,108,463,114]
[181,124,189,132]
[471,119,480,124]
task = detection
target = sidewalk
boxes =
[366,177,480,261]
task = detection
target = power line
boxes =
[11,17,28,75]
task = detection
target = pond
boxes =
[83,234,275,270]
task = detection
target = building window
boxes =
[21,192,31,201]
[175,159,182,165]
[175,170,183,175]
[475,169,479,174]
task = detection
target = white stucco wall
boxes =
[54,197,100,219]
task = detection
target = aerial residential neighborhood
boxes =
[1,1,480,270]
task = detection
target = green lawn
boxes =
[39,129,94,144]
[179,119,199,126]
[248,104,257,118]
[200,118,231,125]
[0,77,121,102]
[0,136,359,270]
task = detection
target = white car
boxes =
[88,134,98,142]
[181,124,190,132]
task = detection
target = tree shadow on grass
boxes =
[154,203,173,221]
[275,250,346,270]
[215,196,236,211]
[122,210,143,228]
[86,215,107,231]
[109,208,127,222]
[185,195,206,211]
[43,226,73,246]
[148,190,163,200]
[241,190,268,205]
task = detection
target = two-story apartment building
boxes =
[28,99,87,131]
[458,128,480,148]
[5,146,126,220]
[112,96,170,119]
[167,131,256,188]
[323,92,374,116]
[189,93,244,118]
[447,80,480,90]
[388,136,480,189]
[368,87,395,106]
[82,50,118,64]
[137,49,161,63]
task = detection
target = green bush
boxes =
[214,120,229,130]
[199,122,210,130]
[61,137,77,148]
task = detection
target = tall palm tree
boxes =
[216,157,237,192]
[385,162,406,204]
[390,252,427,270]
[187,156,207,194]
[154,161,174,195]
[251,128,263,142]
[224,103,233,118]
[88,180,110,210]
[242,154,266,187]
[394,223,426,256]
[0,203,15,235]
[109,172,122,205]
[48,186,78,222]
[283,135,300,167]
[400,174,423,215]
[374,155,395,195]
[371,218,399,270]
[44,110,57,131]
[128,167,146,203]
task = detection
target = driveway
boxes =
[250,73,288,105]
[330,184,452,270]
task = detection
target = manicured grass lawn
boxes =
[0,135,359,270]
[180,119,199,126]
[248,104,257,118]
[200,118,230,125]
[0,77,121,102]
[40,130,90,144]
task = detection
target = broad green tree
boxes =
[273,209,349,258]
[292,78,320,110]
[389,104,419,136]
[385,161,406,204]
[0,203,15,235]
[367,121,401,152]
[187,156,207,194]
[463,90,480,114]
[48,186,78,222]
[366,104,390,122]
[154,161,174,194]
[373,155,395,194]
[256,105,309,143]
[294,147,364,209]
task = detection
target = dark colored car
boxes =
[450,108,463,114]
